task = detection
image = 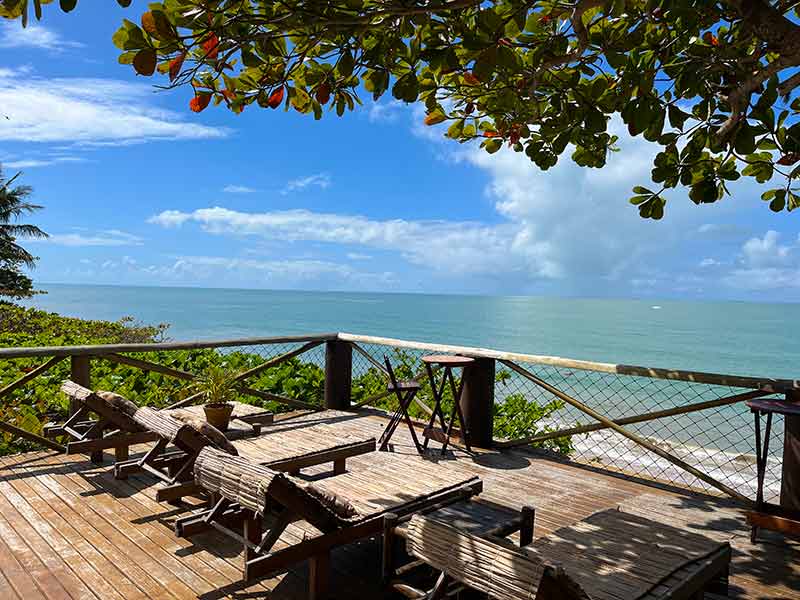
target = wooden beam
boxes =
[103,353,196,381]
[496,388,771,448]
[349,342,388,374]
[338,333,799,392]
[65,431,159,454]
[0,356,66,402]
[460,357,495,449]
[233,340,324,384]
[501,359,752,505]
[0,333,339,359]
[325,340,352,410]
[0,420,65,453]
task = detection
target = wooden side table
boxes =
[746,396,800,542]
[421,354,474,454]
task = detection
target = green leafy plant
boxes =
[7,1,800,215]
[191,363,239,405]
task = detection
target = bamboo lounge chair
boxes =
[175,446,483,599]
[51,380,274,465]
[397,508,732,600]
[48,380,161,465]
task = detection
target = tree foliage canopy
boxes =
[5,0,800,217]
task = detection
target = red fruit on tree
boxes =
[189,92,212,113]
[702,31,719,46]
[169,52,186,82]
[464,102,475,115]
[267,86,285,109]
[463,72,480,85]
[202,33,220,59]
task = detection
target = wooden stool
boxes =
[421,355,474,454]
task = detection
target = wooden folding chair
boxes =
[378,356,423,452]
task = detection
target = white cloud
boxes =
[90,254,393,289]
[347,253,372,261]
[37,230,144,247]
[368,100,406,123]
[699,258,721,268]
[282,173,331,195]
[740,230,793,268]
[0,69,228,144]
[3,155,86,169]
[223,184,257,194]
[148,206,528,277]
[0,21,83,51]
[723,231,800,291]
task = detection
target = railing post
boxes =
[69,355,90,416]
[324,341,351,410]
[781,388,800,511]
[70,355,102,463]
[460,357,495,448]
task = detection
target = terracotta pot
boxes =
[203,402,234,431]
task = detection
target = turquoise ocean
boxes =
[20,283,800,380]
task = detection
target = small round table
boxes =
[420,354,475,454]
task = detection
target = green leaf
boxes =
[338,50,354,77]
[483,138,502,154]
[60,0,78,11]
[392,73,419,103]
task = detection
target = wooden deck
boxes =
[0,409,796,600]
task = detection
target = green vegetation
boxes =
[5,1,800,215]
[0,303,573,457]
[0,166,47,300]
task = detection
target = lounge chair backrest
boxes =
[133,407,185,440]
[193,447,352,532]
[61,380,142,433]
[405,515,590,600]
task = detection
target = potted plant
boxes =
[194,364,238,431]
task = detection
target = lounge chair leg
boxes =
[428,573,448,600]
[382,513,398,585]
[114,445,129,479]
[244,514,262,564]
[309,551,331,600]
[333,458,346,475]
[520,506,535,546]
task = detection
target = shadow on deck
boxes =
[0,410,796,600]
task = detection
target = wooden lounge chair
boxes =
[175,447,483,599]
[51,381,274,466]
[47,380,161,466]
[397,508,732,600]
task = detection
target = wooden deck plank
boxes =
[0,411,795,600]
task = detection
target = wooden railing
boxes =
[0,331,797,506]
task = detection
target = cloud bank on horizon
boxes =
[1,15,798,301]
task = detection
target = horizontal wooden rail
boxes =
[338,332,799,391]
[1,332,797,391]
[0,333,338,359]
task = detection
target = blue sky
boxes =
[1,4,799,301]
